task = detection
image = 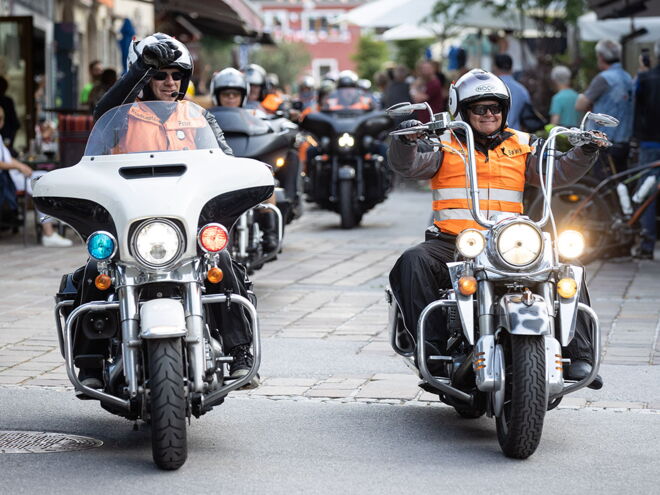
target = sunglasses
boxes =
[469,104,503,115]
[221,90,242,98]
[153,71,184,81]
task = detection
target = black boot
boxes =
[228,344,260,389]
[257,209,279,253]
[565,360,603,390]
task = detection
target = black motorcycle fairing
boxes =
[300,110,393,150]
[198,185,274,231]
[32,197,117,241]
[208,107,271,136]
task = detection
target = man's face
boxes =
[467,99,503,135]
[248,84,261,101]
[91,63,103,80]
[220,89,242,108]
[149,68,183,101]
[420,62,434,77]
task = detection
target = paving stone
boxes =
[250,385,310,396]
[355,380,418,400]
[263,377,317,387]
[304,389,353,398]
[557,397,587,408]
[588,400,645,409]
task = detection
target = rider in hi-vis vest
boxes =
[387,69,609,388]
[75,33,261,389]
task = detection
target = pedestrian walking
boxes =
[549,65,581,128]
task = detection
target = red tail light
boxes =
[198,223,229,252]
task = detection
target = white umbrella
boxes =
[381,23,441,41]
[578,11,660,42]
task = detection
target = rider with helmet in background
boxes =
[323,70,374,111]
[208,67,280,253]
[387,69,608,389]
[85,34,263,388]
[242,64,287,115]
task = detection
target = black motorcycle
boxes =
[300,108,393,229]
[210,106,302,272]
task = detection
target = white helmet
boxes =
[210,68,249,106]
[127,33,193,100]
[448,69,510,132]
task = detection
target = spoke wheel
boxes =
[495,335,547,459]
[148,338,187,470]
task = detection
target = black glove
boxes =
[396,119,423,143]
[141,41,182,69]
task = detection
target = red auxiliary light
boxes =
[198,223,229,252]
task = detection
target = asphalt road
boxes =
[0,387,658,494]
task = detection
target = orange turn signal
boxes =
[557,277,577,299]
[207,267,224,284]
[458,276,477,295]
[95,274,112,290]
[364,153,373,160]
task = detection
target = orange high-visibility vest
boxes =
[325,95,372,111]
[119,101,208,153]
[262,92,284,114]
[432,128,532,235]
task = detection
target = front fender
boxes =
[498,294,551,335]
[139,299,187,339]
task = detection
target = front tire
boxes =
[148,338,187,470]
[339,179,358,229]
[495,335,547,459]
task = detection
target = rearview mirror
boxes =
[386,102,429,116]
[583,111,619,128]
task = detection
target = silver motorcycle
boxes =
[386,102,616,458]
[33,100,273,470]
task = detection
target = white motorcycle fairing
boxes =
[33,150,274,263]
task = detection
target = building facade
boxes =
[254,0,367,82]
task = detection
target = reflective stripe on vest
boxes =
[120,101,207,154]
[431,128,530,235]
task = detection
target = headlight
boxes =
[496,222,542,266]
[87,231,117,260]
[456,229,485,258]
[338,133,355,148]
[557,230,585,259]
[132,219,184,268]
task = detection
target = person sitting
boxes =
[388,69,608,388]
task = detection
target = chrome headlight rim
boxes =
[130,218,185,270]
[456,228,486,259]
[86,230,118,261]
[491,219,543,269]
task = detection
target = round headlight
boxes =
[132,219,183,268]
[87,231,117,260]
[456,229,486,258]
[557,230,585,260]
[497,222,543,267]
[338,133,355,148]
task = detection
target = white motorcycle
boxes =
[33,101,273,470]
[386,102,616,458]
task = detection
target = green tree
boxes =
[251,42,311,89]
[351,34,390,81]
[394,38,435,70]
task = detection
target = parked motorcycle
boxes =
[299,106,393,229]
[33,101,273,470]
[385,102,614,458]
[210,106,298,271]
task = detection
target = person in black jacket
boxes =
[634,40,660,259]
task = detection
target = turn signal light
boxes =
[198,223,229,253]
[95,274,112,290]
[207,267,224,284]
[458,276,477,295]
[557,278,578,299]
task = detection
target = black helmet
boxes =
[127,33,193,101]
[336,70,358,89]
[210,68,249,106]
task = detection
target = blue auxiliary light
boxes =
[87,231,117,260]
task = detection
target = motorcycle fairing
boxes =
[497,294,551,335]
[447,262,475,345]
[33,150,274,263]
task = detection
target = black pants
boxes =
[389,229,593,362]
[73,251,252,361]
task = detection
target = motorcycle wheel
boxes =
[526,182,614,264]
[148,338,187,470]
[495,335,547,459]
[339,179,358,229]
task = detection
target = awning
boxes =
[341,0,535,31]
[578,11,660,42]
[155,0,266,39]
[586,0,660,19]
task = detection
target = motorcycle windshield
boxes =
[322,88,373,114]
[84,100,221,156]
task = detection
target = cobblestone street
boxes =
[1,187,659,412]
